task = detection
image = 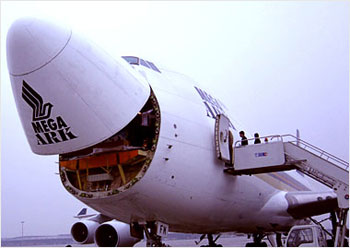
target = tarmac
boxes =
[136,236,261,247]
[1,234,273,247]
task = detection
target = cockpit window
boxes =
[146,61,161,73]
[122,56,161,73]
[140,59,150,68]
[122,56,139,65]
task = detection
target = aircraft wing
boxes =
[74,208,96,219]
[285,191,338,219]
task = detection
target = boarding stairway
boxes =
[223,134,349,247]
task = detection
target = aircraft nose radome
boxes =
[7,18,150,155]
[6,17,71,76]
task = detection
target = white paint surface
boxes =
[1,1,348,238]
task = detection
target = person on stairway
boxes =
[254,133,261,144]
[239,131,248,146]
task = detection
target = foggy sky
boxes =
[1,1,349,238]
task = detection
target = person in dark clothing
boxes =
[254,133,261,144]
[239,131,248,146]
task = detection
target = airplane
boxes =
[6,17,349,247]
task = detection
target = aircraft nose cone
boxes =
[6,17,71,76]
[7,18,150,155]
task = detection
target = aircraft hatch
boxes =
[215,114,234,165]
[59,92,161,198]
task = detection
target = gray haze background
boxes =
[1,1,349,238]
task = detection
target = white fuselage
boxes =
[75,64,310,234]
[6,18,313,235]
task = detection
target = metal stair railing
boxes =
[234,134,283,147]
[284,152,339,188]
[281,134,349,171]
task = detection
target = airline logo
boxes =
[194,86,236,130]
[22,81,53,121]
[194,86,225,119]
[22,80,77,145]
[255,152,268,157]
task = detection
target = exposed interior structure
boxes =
[59,92,160,195]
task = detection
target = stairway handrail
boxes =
[234,134,283,147]
[281,134,349,171]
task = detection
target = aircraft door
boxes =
[215,114,234,165]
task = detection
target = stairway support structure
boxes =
[282,135,348,247]
[224,134,349,247]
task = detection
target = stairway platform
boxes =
[224,159,306,176]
